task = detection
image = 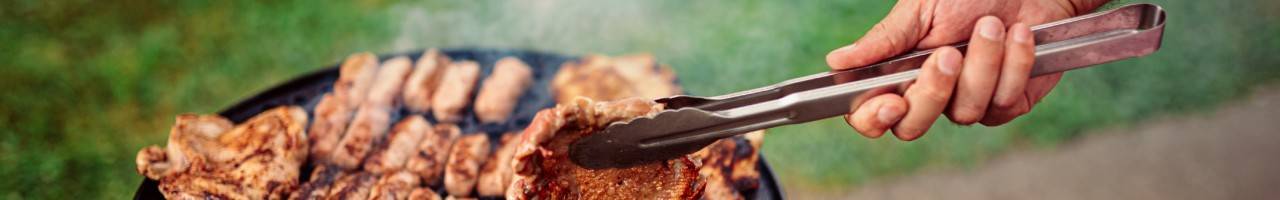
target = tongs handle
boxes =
[653,3,1166,147]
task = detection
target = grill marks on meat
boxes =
[432,61,481,123]
[508,98,704,200]
[403,49,451,113]
[311,53,380,164]
[364,116,430,173]
[693,131,766,200]
[444,134,492,197]
[327,171,379,199]
[335,52,380,109]
[474,57,533,123]
[309,94,353,163]
[332,56,414,169]
[407,124,462,187]
[368,171,422,200]
[476,133,519,197]
[136,106,309,200]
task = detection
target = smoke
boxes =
[388,0,813,95]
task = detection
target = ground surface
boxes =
[791,85,1280,199]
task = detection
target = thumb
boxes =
[826,2,927,70]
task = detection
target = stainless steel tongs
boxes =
[571,3,1167,169]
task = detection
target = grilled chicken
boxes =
[335,52,380,108]
[431,61,481,123]
[474,57,534,123]
[692,130,766,200]
[135,106,309,200]
[444,134,491,197]
[406,124,462,187]
[332,56,414,169]
[508,98,704,200]
[364,116,430,173]
[288,165,343,200]
[403,49,451,113]
[308,94,353,163]
[476,133,519,197]
[326,171,379,200]
[408,188,442,200]
[551,54,681,103]
[368,171,422,200]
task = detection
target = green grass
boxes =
[1,0,1277,198]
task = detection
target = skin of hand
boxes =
[826,0,1110,141]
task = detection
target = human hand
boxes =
[826,0,1110,140]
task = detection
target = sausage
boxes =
[474,57,533,123]
[443,134,491,197]
[431,61,480,123]
[403,49,452,113]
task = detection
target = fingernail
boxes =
[1011,23,1031,43]
[877,105,903,125]
[938,49,961,76]
[978,17,1004,40]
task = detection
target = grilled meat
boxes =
[309,94,353,164]
[136,106,309,200]
[368,171,422,200]
[332,56,414,169]
[551,54,680,103]
[431,61,481,123]
[476,133,519,197]
[408,188,442,200]
[508,98,704,200]
[327,171,379,200]
[403,49,451,113]
[444,134,492,197]
[474,57,533,123]
[288,165,343,200]
[364,116,430,173]
[335,52,380,108]
[406,124,462,187]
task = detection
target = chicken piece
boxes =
[363,56,415,108]
[334,52,380,108]
[368,171,422,200]
[508,98,704,200]
[550,57,632,103]
[611,54,682,99]
[403,49,452,113]
[730,131,764,189]
[332,56,414,169]
[364,116,430,173]
[431,61,481,123]
[690,130,766,200]
[288,165,342,200]
[444,196,477,200]
[308,94,354,164]
[330,108,391,169]
[135,106,309,200]
[476,133,519,197]
[408,188,442,200]
[550,54,681,103]
[474,57,534,123]
[406,124,462,187]
[137,114,234,179]
[326,171,379,200]
[444,134,491,197]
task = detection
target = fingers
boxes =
[946,16,1006,125]
[846,94,907,138]
[826,1,925,70]
[892,46,963,141]
[981,23,1035,126]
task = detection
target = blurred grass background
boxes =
[1,0,1277,198]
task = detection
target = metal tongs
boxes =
[571,3,1167,169]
